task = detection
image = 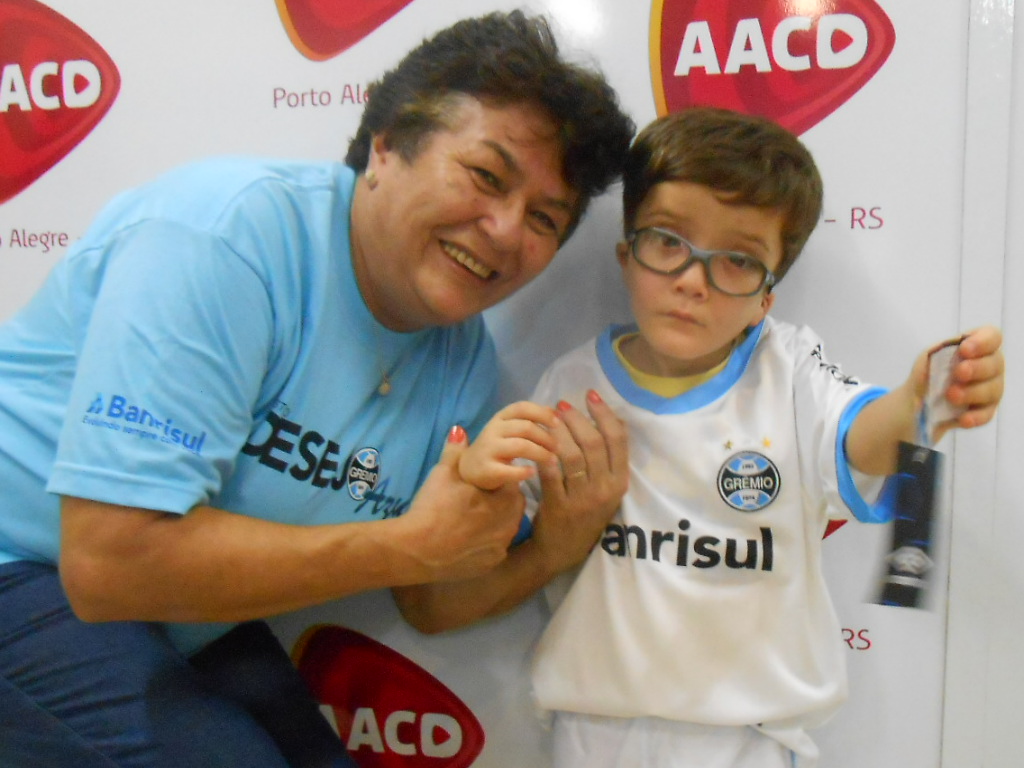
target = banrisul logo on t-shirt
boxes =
[293,625,485,768]
[276,0,416,60]
[0,0,120,203]
[83,393,207,455]
[650,0,896,134]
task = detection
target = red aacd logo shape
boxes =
[0,0,120,203]
[293,625,486,768]
[651,0,896,134]
[276,0,416,61]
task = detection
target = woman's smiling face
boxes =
[352,96,577,332]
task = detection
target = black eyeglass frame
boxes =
[626,226,777,297]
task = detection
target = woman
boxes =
[0,11,634,767]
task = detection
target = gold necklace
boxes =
[374,339,421,396]
[351,196,405,397]
[352,233,394,396]
[368,316,419,397]
[369,320,394,396]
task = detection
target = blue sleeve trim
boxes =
[837,386,895,523]
[511,514,533,546]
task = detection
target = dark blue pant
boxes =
[0,561,356,768]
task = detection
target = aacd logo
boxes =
[651,0,896,134]
[0,0,120,203]
[293,625,485,768]
[276,0,416,61]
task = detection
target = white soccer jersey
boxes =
[530,317,888,737]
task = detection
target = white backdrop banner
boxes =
[0,1,1007,767]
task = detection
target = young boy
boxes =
[457,107,1005,767]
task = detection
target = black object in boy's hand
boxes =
[877,442,940,608]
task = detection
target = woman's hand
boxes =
[394,424,538,583]
[531,389,629,572]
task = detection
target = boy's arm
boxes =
[393,392,628,634]
[845,326,1004,475]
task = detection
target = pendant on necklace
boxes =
[377,375,392,396]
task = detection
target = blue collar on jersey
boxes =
[596,320,765,414]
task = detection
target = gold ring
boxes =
[567,470,587,479]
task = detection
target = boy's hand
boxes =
[457,402,559,491]
[913,326,1004,443]
[944,326,1005,428]
[531,390,630,572]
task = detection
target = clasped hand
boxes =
[396,392,628,584]
[459,391,629,573]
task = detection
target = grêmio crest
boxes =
[650,0,896,134]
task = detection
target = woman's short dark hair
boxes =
[345,10,635,238]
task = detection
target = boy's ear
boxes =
[615,240,630,269]
[751,290,776,327]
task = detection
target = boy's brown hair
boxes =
[622,107,823,282]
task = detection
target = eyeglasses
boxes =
[626,227,776,297]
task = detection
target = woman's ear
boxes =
[368,133,390,172]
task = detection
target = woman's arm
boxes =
[59,431,526,623]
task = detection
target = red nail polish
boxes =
[557,400,572,412]
[587,389,603,404]
[448,425,467,443]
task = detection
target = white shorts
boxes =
[552,712,807,768]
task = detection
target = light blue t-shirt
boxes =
[0,157,498,652]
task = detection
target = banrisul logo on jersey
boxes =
[0,0,120,203]
[276,0,416,60]
[650,0,895,134]
[294,625,485,768]
[718,451,780,511]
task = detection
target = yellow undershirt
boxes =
[613,333,731,398]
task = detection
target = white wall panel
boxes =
[0,2,1016,766]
